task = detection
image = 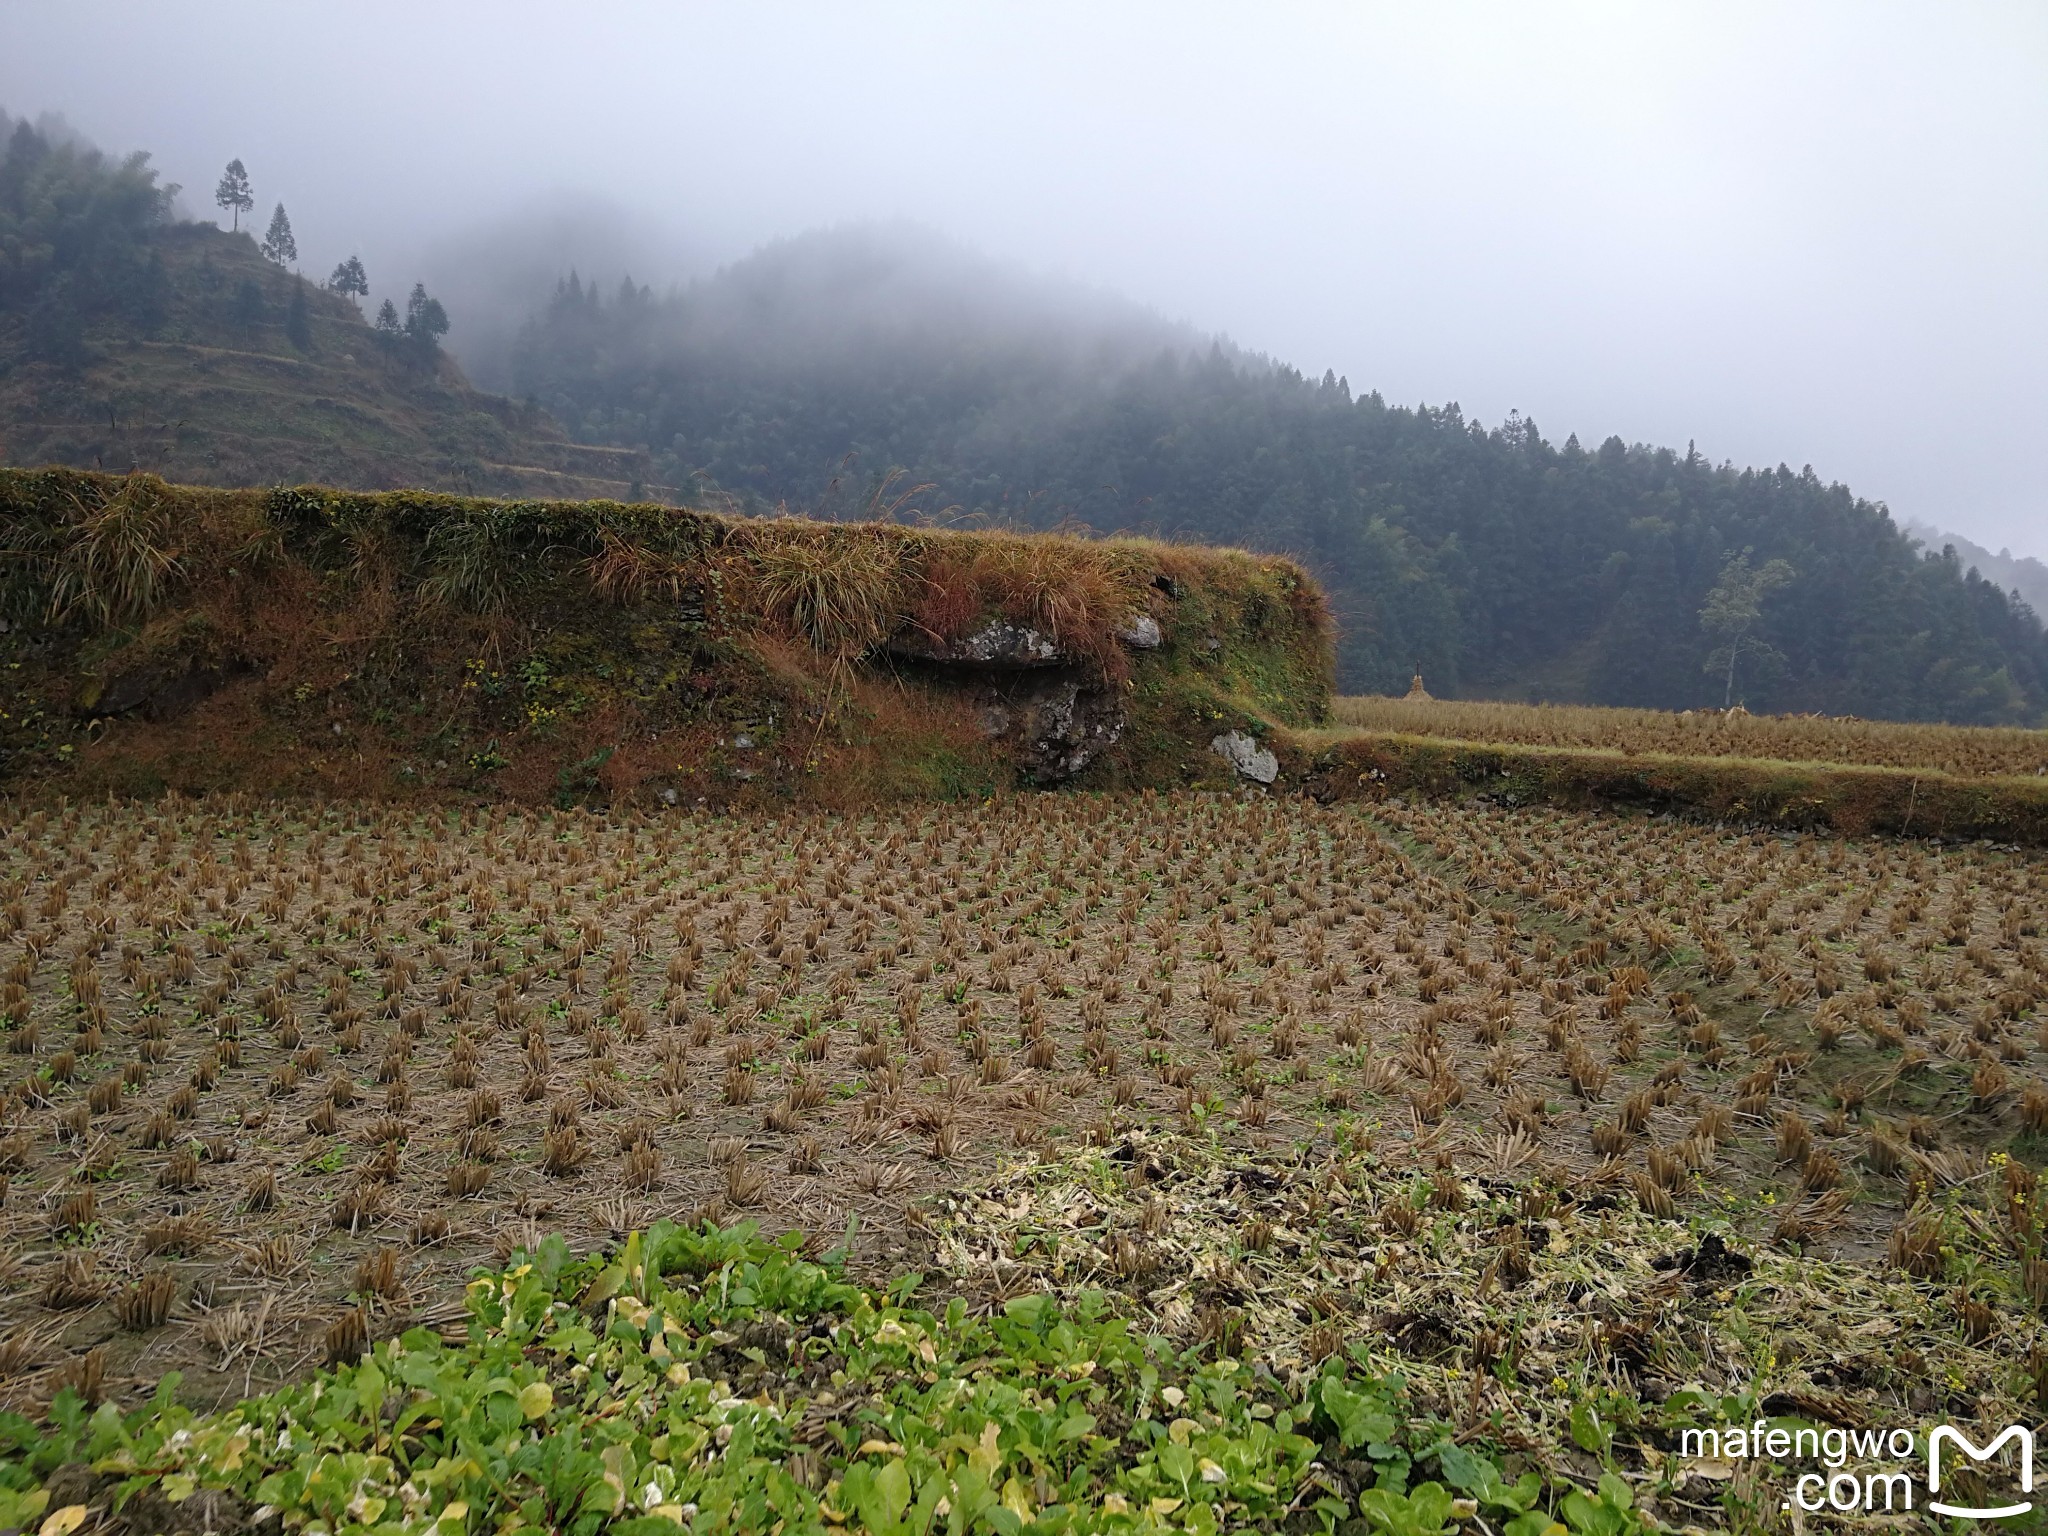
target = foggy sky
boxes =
[4,1,2043,557]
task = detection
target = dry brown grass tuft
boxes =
[116,1270,177,1331]
[354,1247,406,1304]
[30,475,188,630]
[41,1252,102,1310]
[724,1159,768,1207]
[541,1127,585,1177]
[582,531,700,606]
[324,1306,369,1366]
[47,1345,106,1406]
[729,521,920,664]
[623,1142,662,1191]
[1888,1214,1946,1278]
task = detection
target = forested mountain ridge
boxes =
[1903,520,2048,621]
[0,113,654,500]
[511,227,2048,726]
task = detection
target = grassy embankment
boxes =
[0,469,1331,803]
[8,468,2047,847]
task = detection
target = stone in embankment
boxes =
[886,620,1062,668]
[1211,730,1279,785]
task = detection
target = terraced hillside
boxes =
[0,224,657,501]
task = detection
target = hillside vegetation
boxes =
[0,117,653,500]
[511,227,2048,725]
[0,468,1330,803]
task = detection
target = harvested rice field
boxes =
[1331,694,2048,781]
[1,791,2045,1532]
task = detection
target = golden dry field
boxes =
[2,786,2044,1473]
[1332,695,2048,779]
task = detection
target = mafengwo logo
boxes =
[1683,1420,2036,1516]
[1928,1425,2034,1521]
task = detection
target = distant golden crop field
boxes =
[1333,693,2048,778]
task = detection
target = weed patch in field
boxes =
[931,1132,2048,1531]
[0,1209,1671,1536]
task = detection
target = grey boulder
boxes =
[1211,730,1279,785]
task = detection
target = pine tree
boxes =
[402,281,449,356]
[328,255,368,306]
[373,298,401,334]
[214,159,253,232]
[260,203,297,267]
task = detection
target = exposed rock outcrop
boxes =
[886,611,1169,782]
[1116,613,1162,649]
[978,670,1125,785]
[1211,730,1279,785]
[887,620,1062,668]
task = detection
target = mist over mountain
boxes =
[1904,521,2048,621]
[0,104,94,158]
[506,223,2048,725]
[403,192,702,395]
[507,224,1213,507]
[509,223,1202,401]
